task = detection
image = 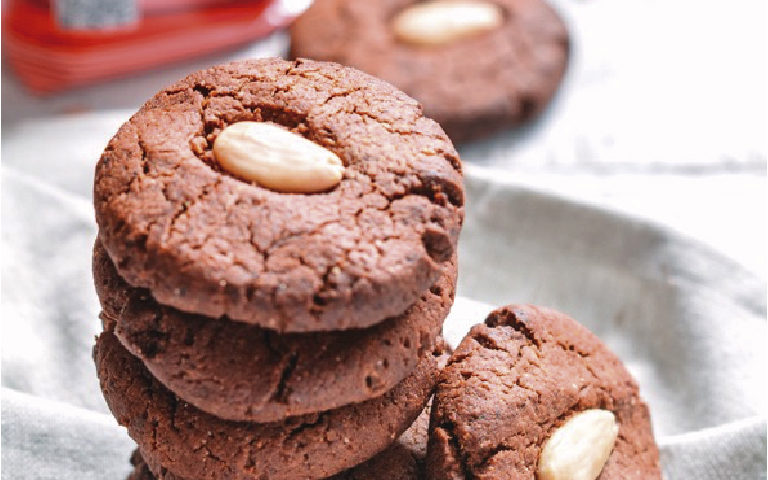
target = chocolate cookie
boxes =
[427,305,661,479]
[95,331,448,480]
[127,399,435,480]
[128,444,420,480]
[94,57,464,332]
[93,240,456,421]
[331,443,420,480]
[290,0,569,142]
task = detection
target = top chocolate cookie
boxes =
[290,0,569,142]
[94,58,464,332]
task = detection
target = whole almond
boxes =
[537,409,619,480]
[213,122,344,193]
[392,1,503,47]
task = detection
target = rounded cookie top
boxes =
[290,0,569,143]
[93,240,456,422]
[427,305,661,480]
[95,331,446,480]
[94,57,464,332]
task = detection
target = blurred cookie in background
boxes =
[290,0,569,143]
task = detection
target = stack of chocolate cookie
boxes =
[91,58,465,480]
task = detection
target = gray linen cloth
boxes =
[1,149,765,478]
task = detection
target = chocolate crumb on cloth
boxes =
[290,0,569,143]
[94,57,464,333]
[93,240,457,422]
[427,305,661,479]
[95,331,450,480]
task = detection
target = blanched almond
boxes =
[213,122,343,193]
[392,1,503,47]
[538,409,619,480]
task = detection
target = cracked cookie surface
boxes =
[94,57,464,332]
[95,331,449,480]
[426,305,661,479]
[93,240,456,422]
[290,0,569,143]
